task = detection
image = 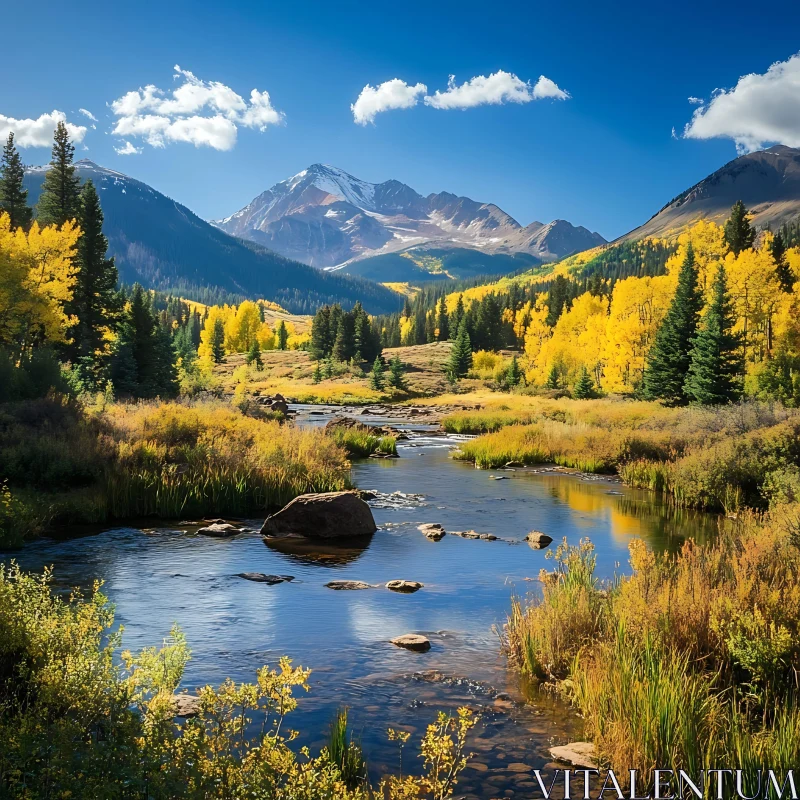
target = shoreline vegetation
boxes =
[504,512,800,782]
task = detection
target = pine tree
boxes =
[573,366,595,399]
[641,243,703,404]
[436,296,450,341]
[450,294,465,335]
[323,357,334,379]
[37,122,81,227]
[388,356,405,389]
[505,355,522,388]
[0,133,32,230]
[447,321,473,380]
[771,231,795,293]
[66,180,119,386]
[277,320,288,350]
[684,265,743,405]
[211,318,226,363]
[246,338,263,369]
[723,200,755,256]
[369,355,385,390]
[310,306,331,359]
[545,364,561,389]
[312,360,322,384]
[332,319,348,362]
[152,319,179,397]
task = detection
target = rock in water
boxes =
[237,573,294,584]
[261,491,377,539]
[325,580,374,590]
[391,634,431,652]
[418,523,446,541]
[526,531,553,548]
[172,694,201,717]
[549,742,596,768]
[197,522,240,537]
[386,580,423,593]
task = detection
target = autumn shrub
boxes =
[327,425,398,458]
[0,563,477,799]
[505,507,800,781]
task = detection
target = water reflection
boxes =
[264,533,373,566]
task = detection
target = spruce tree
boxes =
[723,200,755,256]
[450,294,465,335]
[211,318,226,363]
[545,364,561,389]
[277,320,288,350]
[312,360,322,384]
[152,319,179,397]
[436,296,450,341]
[0,133,32,230]
[573,366,595,399]
[246,338,263,369]
[641,243,703,404]
[369,355,385,390]
[447,321,473,380]
[388,356,405,389]
[67,180,119,386]
[771,231,795,293]
[505,355,522,388]
[310,306,331,360]
[684,265,743,405]
[332,319,348,362]
[37,122,81,227]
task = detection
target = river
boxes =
[2,406,720,798]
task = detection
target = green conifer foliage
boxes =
[211,319,226,363]
[770,231,795,293]
[723,200,755,256]
[246,338,263,369]
[436,296,450,341]
[0,133,33,230]
[277,321,288,350]
[505,355,522,388]
[369,356,385,390]
[447,321,473,380]
[641,243,703,404]
[545,364,561,389]
[684,265,743,405]
[573,365,595,399]
[36,122,81,227]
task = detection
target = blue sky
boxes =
[3,0,800,239]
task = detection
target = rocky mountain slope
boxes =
[213,164,606,275]
[624,145,800,241]
[23,161,402,315]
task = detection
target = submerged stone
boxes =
[237,573,294,584]
[197,522,240,537]
[325,580,374,590]
[391,634,431,652]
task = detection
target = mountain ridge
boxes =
[22,160,402,315]
[212,164,607,274]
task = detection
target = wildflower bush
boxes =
[0,563,477,799]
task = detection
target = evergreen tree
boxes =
[425,309,436,343]
[436,296,450,341]
[211,318,226,363]
[414,307,427,345]
[450,294,465,335]
[684,265,743,405]
[723,200,755,256]
[771,231,795,293]
[332,319,348,362]
[353,302,367,360]
[573,366,595,399]
[67,180,120,387]
[369,355,385,390]
[246,338,263,369]
[641,243,703,404]
[174,325,197,369]
[277,320,288,350]
[545,364,561,389]
[37,122,81,227]
[0,133,32,230]
[323,357,334,379]
[388,356,405,389]
[312,360,322,384]
[505,355,522,388]
[310,305,331,359]
[151,319,179,397]
[474,294,504,351]
[447,321,473,380]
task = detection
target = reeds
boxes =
[327,427,398,459]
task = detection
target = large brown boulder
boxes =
[261,491,377,539]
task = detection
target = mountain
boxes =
[625,145,800,241]
[22,161,402,315]
[213,164,606,278]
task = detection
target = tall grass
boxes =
[324,708,367,790]
[505,509,800,782]
[327,427,397,459]
[0,399,352,543]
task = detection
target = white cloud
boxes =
[683,52,800,154]
[688,96,704,105]
[0,111,87,148]
[532,76,570,100]
[79,108,98,121]
[351,79,427,125]
[110,65,284,150]
[114,140,142,156]
[424,70,569,110]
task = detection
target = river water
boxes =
[2,406,719,798]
